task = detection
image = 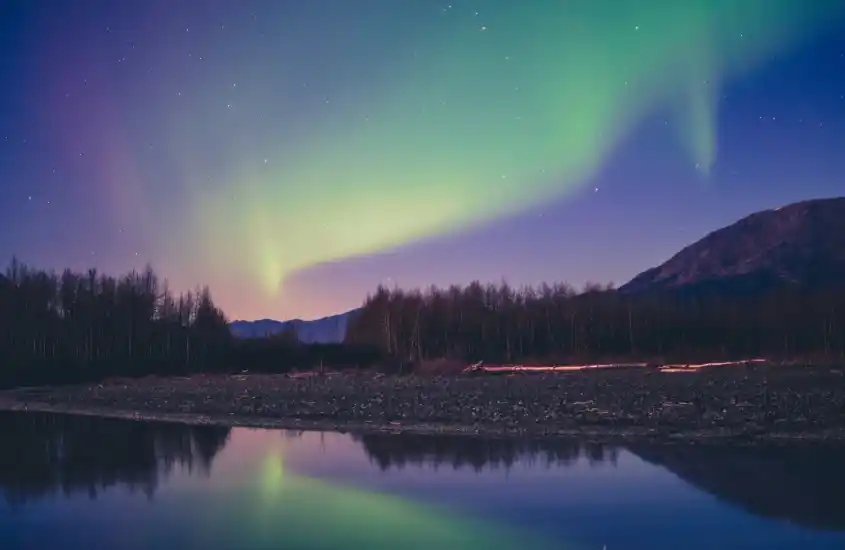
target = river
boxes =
[1,412,844,549]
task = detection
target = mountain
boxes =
[229,309,359,344]
[620,197,845,294]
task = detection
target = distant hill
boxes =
[229,309,359,344]
[620,197,845,295]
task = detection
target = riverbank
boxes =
[1,364,844,442]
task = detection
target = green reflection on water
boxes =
[196,452,572,550]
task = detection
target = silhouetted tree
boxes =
[0,259,230,386]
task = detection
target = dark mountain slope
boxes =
[620,197,845,294]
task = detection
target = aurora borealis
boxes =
[2,1,845,320]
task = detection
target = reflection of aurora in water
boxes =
[3,419,845,549]
[196,452,568,550]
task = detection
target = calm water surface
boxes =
[1,412,844,550]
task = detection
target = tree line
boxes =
[0,258,232,386]
[345,281,845,364]
[0,258,381,388]
[5,255,843,386]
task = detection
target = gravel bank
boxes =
[1,365,844,442]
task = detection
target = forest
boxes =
[3,256,845,388]
[345,281,845,364]
[0,258,378,388]
[0,258,229,387]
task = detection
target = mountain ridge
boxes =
[229,309,359,344]
[620,197,845,294]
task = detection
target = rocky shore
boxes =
[1,364,844,442]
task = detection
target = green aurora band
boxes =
[191,0,845,295]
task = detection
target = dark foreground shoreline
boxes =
[1,365,844,443]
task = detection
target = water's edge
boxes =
[2,400,843,445]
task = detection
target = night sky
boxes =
[2,1,845,321]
